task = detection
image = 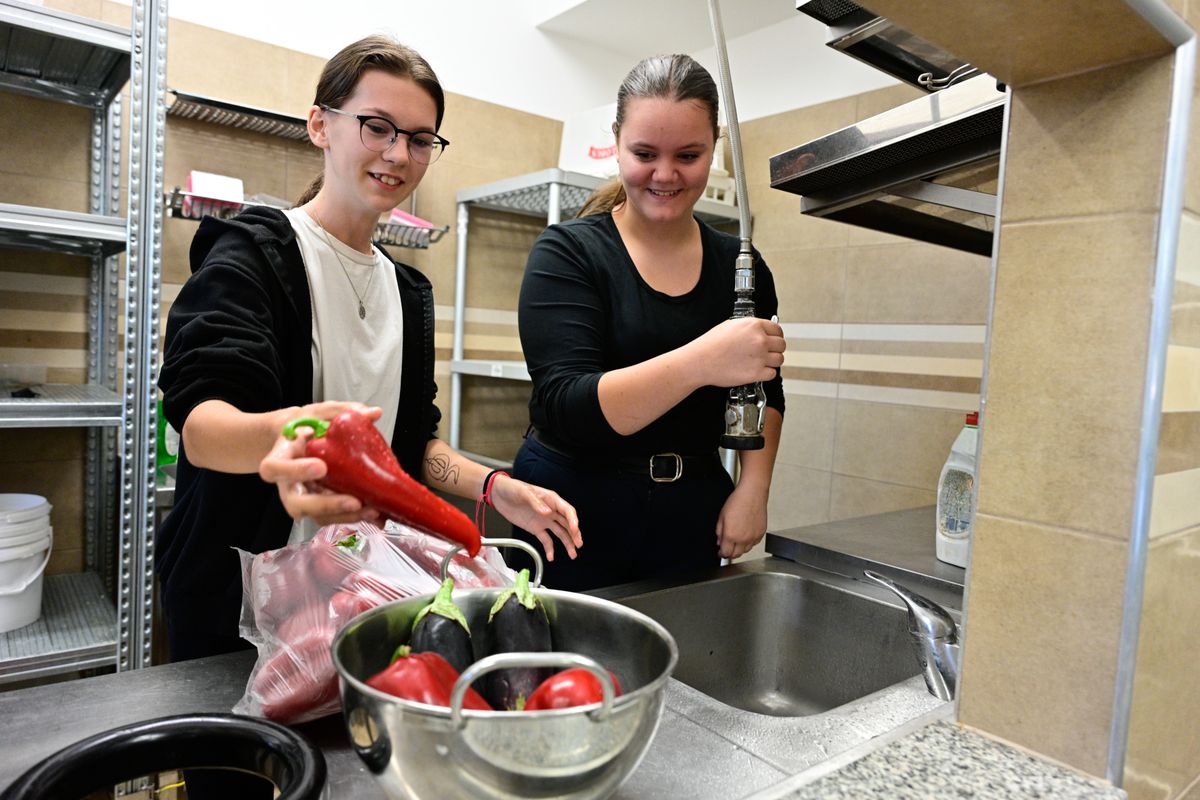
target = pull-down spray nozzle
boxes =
[708,0,765,450]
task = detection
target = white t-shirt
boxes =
[284,207,404,543]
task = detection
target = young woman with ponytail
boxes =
[509,54,786,591]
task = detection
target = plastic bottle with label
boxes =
[935,411,978,568]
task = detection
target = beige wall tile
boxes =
[979,216,1157,538]
[1002,58,1173,224]
[777,393,838,471]
[853,84,926,122]
[41,0,104,18]
[742,96,858,183]
[842,241,990,324]
[166,20,294,115]
[864,0,1171,88]
[1124,526,1200,800]
[767,463,833,532]
[828,473,935,521]
[0,431,86,576]
[0,94,91,186]
[761,245,845,324]
[750,184,850,253]
[0,174,91,215]
[832,400,965,488]
[958,514,1127,778]
[456,378,532,462]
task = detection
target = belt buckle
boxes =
[649,453,683,483]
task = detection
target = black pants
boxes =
[508,435,732,591]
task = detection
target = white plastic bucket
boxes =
[0,529,52,633]
[0,522,51,551]
[0,494,52,526]
[0,516,51,547]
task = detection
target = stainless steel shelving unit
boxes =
[447,167,741,450]
[0,0,165,682]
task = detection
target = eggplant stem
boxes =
[413,577,471,633]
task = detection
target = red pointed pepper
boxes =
[283,412,481,556]
[524,668,623,711]
[366,645,492,710]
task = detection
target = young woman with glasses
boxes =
[158,34,582,684]
[508,54,786,592]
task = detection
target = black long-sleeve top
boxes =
[518,213,784,458]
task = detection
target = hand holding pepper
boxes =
[259,403,384,527]
[281,410,482,556]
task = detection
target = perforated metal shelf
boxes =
[0,383,123,428]
[456,167,741,226]
[0,0,131,107]
[0,572,117,683]
[0,202,126,256]
[165,89,309,140]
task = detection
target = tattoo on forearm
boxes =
[425,454,460,485]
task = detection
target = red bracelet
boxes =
[481,469,509,509]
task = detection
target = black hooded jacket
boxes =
[156,206,440,653]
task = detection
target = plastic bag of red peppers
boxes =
[234,521,514,724]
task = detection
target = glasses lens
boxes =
[408,133,443,165]
[358,119,394,152]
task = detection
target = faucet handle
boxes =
[863,570,957,642]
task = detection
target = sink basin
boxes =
[613,566,921,717]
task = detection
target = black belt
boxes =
[528,428,720,483]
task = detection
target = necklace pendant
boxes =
[358,301,366,320]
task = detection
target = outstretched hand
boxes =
[258,402,383,527]
[488,475,582,562]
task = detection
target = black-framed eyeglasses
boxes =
[320,105,449,164]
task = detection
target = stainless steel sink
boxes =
[614,569,920,717]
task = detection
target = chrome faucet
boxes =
[864,570,960,701]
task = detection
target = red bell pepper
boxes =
[366,645,492,710]
[283,412,481,557]
[524,668,623,711]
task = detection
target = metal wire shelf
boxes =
[165,89,309,140]
[163,188,448,249]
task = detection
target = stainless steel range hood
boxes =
[769,74,1005,256]
[796,0,977,91]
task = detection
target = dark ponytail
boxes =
[578,54,719,218]
[295,35,445,207]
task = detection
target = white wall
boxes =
[131,0,896,122]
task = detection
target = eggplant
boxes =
[484,568,552,710]
[409,578,474,674]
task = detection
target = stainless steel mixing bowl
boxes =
[332,586,678,800]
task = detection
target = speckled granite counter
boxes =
[748,720,1126,799]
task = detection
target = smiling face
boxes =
[615,96,715,227]
[312,68,438,219]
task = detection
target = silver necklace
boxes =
[313,214,375,320]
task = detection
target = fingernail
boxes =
[341,500,357,512]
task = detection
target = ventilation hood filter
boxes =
[797,0,976,91]
[769,74,1005,256]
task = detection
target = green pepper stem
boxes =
[281,417,330,440]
